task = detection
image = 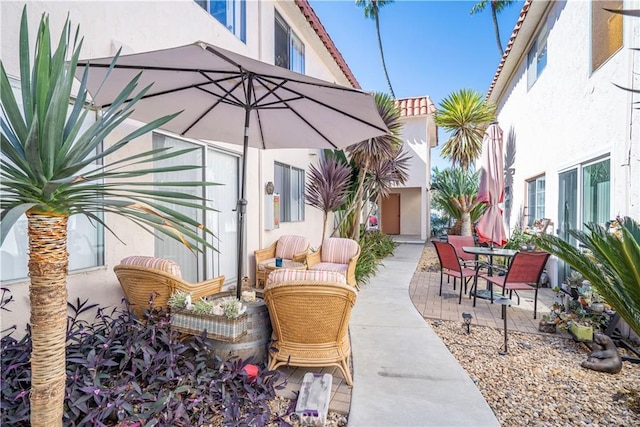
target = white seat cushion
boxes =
[275,235,309,260]
[309,262,348,275]
[267,268,347,287]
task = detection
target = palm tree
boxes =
[470,0,517,56]
[534,217,640,336]
[305,154,352,241]
[355,0,396,97]
[343,92,403,239]
[1,9,216,425]
[435,89,496,171]
[430,167,485,236]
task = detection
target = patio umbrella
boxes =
[76,41,388,299]
[475,122,507,248]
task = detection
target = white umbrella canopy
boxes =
[475,122,507,248]
[76,41,388,298]
[76,41,387,149]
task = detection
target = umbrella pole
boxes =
[236,76,252,300]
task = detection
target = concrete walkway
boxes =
[347,244,499,426]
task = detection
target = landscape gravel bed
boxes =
[430,319,640,426]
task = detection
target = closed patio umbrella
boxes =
[475,122,507,247]
[76,41,388,299]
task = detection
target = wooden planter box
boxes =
[171,308,248,343]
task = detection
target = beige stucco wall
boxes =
[0,0,351,334]
[390,115,430,239]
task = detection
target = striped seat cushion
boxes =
[275,235,309,260]
[321,238,359,264]
[308,262,348,275]
[267,269,347,287]
[120,256,182,278]
[257,257,278,271]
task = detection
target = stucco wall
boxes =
[492,1,639,232]
[0,0,352,334]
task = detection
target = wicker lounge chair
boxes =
[264,269,357,386]
[114,256,224,317]
[306,237,360,287]
[254,235,310,288]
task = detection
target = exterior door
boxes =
[557,168,578,284]
[382,193,401,235]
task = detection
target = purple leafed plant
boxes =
[1,289,291,426]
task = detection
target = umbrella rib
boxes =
[181,74,249,135]
[255,74,388,134]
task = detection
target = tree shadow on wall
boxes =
[504,126,516,230]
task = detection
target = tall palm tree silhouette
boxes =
[356,0,396,97]
[470,0,517,56]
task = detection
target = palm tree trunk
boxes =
[322,211,328,241]
[491,3,504,56]
[27,212,69,427]
[461,210,473,237]
[375,14,395,98]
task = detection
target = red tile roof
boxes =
[486,0,533,100]
[394,96,436,117]
[295,0,360,89]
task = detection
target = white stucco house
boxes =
[379,96,437,241]
[486,0,640,285]
[0,0,371,332]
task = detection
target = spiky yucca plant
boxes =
[1,9,217,425]
[435,89,496,171]
[535,217,640,336]
[430,166,485,236]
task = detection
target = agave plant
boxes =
[430,166,485,236]
[1,9,216,425]
[534,217,640,336]
[305,153,352,241]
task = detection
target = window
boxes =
[153,134,239,284]
[196,0,246,43]
[527,23,548,89]
[582,159,610,226]
[526,175,546,226]
[1,78,104,282]
[274,11,305,74]
[591,0,623,72]
[274,162,305,222]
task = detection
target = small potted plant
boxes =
[538,313,557,333]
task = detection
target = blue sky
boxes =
[308,0,525,168]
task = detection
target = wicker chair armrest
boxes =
[306,250,321,268]
[346,245,361,288]
[254,242,277,264]
[292,249,309,264]
[178,275,225,300]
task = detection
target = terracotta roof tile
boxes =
[295,0,360,89]
[394,96,436,117]
[486,0,533,100]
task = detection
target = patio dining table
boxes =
[462,246,518,302]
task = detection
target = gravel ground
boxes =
[430,319,640,426]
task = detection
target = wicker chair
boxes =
[113,256,224,317]
[306,238,360,287]
[264,269,357,386]
[253,235,310,288]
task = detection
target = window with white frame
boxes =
[526,175,546,226]
[1,77,104,282]
[591,0,623,72]
[527,22,548,89]
[274,162,305,222]
[274,11,305,74]
[582,158,610,226]
[195,0,246,43]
